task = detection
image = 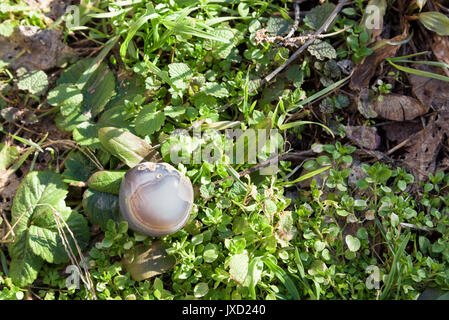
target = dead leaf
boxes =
[345,125,381,150]
[121,241,176,281]
[350,30,409,91]
[431,35,449,77]
[403,112,449,181]
[0,26,75,71]
[0,169,20,208]
[408,64,449,112]
[382,121,423,143]
[373,94,428,121]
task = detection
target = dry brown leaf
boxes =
[373,94,428,121]
[382,121,423,143]
[0,169,20,210]
[431,35,449,77]
[403,112,449,181]
[408,65,449,112]
[350,30,408,91]
[345,125,381,150]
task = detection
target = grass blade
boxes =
[277,166,331,187]
[262,257,300,300]
[380,232,411,300]
[279,120,334,138]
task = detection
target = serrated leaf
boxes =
[168,63,193,90]
[63,152,98,183]
[17,70,48,95]
[419,11,449,36]
[304,2,337,30]
[308,39,337,60]
[83,63,116,116]
[54,110,89,133]
[73,121,100,148]
[82,188,121,230]
[8,171,89,286]
[87,170,126,194]
[204,28,235,59]
[11,171,67,234]
[266,16,292,36]
[229,253,249,284]
[135,105,166,137]
[47,84,83,116]
[28,209,89,264]
[98,127,161,167]
[202,82,229,98]
[8,232,44,287]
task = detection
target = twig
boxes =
[263,0,348,84]
[285,1,301,39]
[386,137,411,155]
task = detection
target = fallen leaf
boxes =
[431,35,449,77]
[373,94,428,121]
[382,121,423,143]
[408,64,449,112]
[403,112,449,180]
[121,241,176,281]
[345,125,381,150]
[0,169,20,208]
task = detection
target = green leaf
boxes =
[304,2,337,30]
[308,39,337,60]
[82,188,121,230]
[135,107,166,137]
[419,11,449,36]
[63,151,97,184]
[229,253,249,284]
[194,282,209,298]
[203,243,219,263]
[262,256,300,300]
[204,27,235,59]
[28,209,89,264]
[83,62,116,116]
[202,82,229,98]
[47,84,83,116]
[87,170,126,195]
[266,16,292,36]
[98,127,161,167]
[168,63,193,90]
[246,258,263,299]
[345,235,361,252]
[8,232,44,287]
[238,3,249,17]
[17,70,48,95]
[72,121,101,148]
[8,171,89,286]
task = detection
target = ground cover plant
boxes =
[0,0,449,300]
